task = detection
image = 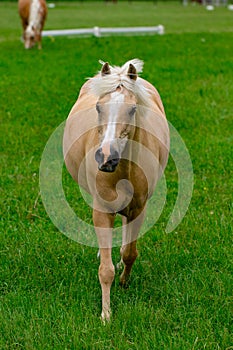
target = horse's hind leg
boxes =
[120,239,138,286]
[119,209,145,286]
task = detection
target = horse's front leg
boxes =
[36,32,42,49]
[93,209,115,322]
[119,207,146,286]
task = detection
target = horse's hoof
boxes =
[116,259,123,271]
[119,274,130,288]
[101,310,111,324]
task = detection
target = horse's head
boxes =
[95,63,138,173]
[24,24,36,49]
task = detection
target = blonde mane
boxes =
[89,59,153,108]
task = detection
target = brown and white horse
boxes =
[63,59,170,322]
[18,0,47,49]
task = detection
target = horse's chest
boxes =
[94,167,148,214]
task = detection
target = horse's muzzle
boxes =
[98,158,120,173]
[95,148,120,173]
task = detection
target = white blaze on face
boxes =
[101,91,125,160]
[25,24,34,48]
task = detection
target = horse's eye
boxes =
[129,105,137,117]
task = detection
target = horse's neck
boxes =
[120,125,143,176]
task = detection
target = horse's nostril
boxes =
[108,158,119,167]
[106,148,120,168]
[110,148,119,162]
[99,156,120,172]
[95,148,104,165]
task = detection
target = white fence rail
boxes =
[42,25,164,38]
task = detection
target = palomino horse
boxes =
[18,0,47,49]
[63,59,169,321]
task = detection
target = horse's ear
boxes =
[101,62,111,76]
[127,63,137,81]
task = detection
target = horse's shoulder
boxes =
[18,0,30,13]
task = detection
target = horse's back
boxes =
[135,78,169,173]
[64,80,99,187]
[140,78,165,115]
[68,80,97,118]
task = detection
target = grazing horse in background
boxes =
[18,0,47,49]
[63,59,170,322]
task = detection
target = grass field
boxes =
[0,2,233,349]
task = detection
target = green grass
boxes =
[0,2,233,349]
[1,0,233,41]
